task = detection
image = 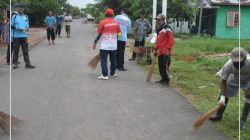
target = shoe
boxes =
[13,64,18,69]
[117,68,127,71]
[129,58,135,61]
[25,65,35,69]
[110,73,118,78]
[209,114,223,121]
[155,79,164,83]
[97,75,109,80]
[160,81,170,87]
[210,98,229,122]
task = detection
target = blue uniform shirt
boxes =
[115,14,131,42]
[45,16,56,27]
[11,13,29,38]
[56,15,63,25]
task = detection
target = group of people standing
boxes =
[92,8,174,86]
[44,11,73,45]
[6,3,73,69]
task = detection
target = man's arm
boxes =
[218,79,227,105]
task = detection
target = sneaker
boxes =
[160,81,170,87]
[13,64,18,69]
[25,65,35,69]
[129,58,135,61]
[110,73,118,78]
[97,75,109,80]
[155,79,164,83]
[117,68,127,71]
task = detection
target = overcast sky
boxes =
[68,0,96,8]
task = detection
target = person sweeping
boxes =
[210,47,250,130]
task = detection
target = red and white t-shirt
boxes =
[97,17,121,50]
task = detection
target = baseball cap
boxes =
[231,47,247,62]
[155,14,166,20]
[17,3,25,7]
[105,8,114,16]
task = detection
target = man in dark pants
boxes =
[129,11,151,61]
[115,8,131,71]
[45,11,56,45]
[154,14,174,86]
[12,3,35,69]
[55,14,63,37]
[6,11,15,65]
[92,8,121,80]
[210,47,250,130]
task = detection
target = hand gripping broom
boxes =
[0,111,24,134]
[87,53,100,70]
[192,104,222,130]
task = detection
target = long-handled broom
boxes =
[87,53,100,70]
[0,111,24,134]
[192,104,222,130]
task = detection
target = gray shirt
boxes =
[134,18,151,41]
[220,57,250,86]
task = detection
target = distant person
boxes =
[154,14,174,86]
[64,13,72,37]
[1,16,7,43]
[44,10,56,45]
[0,19,2,42]
[92,8,121,80]
[114,8,131,71]
[210,47,250,130]
[55,14,63,37]
[6,12,17,65]
[129,10,151,61]
[12,3,35,69]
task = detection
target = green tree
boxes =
[71,6,80,18]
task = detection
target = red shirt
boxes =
[97,17,121,50]
[154,26,174,55]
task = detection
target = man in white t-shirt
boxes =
[64,13,72,37]
[210,47,250,130]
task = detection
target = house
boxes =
[198,0,250,39]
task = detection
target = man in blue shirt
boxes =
[55,14,63,37]
[12,3,35,69]
[114,8,131,71]
[45,11,56,45]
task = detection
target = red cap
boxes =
[105,8,114,16]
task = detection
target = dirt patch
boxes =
[174,55,198,63]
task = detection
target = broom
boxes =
[87,53,100,70]
[192,104,222,130]
[0,111,24,134]
[146,55,157,81]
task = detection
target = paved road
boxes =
[1,20,231,140]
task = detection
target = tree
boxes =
[71,6,80,18]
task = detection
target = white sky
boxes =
[68,0,96,8]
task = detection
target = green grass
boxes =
[139,37,250,139]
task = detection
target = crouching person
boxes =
[210,47,250,130]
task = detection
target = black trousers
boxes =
[117,40,126,69]
[132,39,145,59]
[7,42,14,63]
[13,38,31,65]
[47,28,55,40]
[158,54,170,82]
[55,25,62,36]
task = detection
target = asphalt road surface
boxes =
[1,20,231,140]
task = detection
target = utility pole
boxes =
[198,0,203,35]
[162,0,167,20]
[152,0,157,34]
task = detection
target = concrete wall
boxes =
[215,5,250,39]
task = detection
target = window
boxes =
[227,10,240,27]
